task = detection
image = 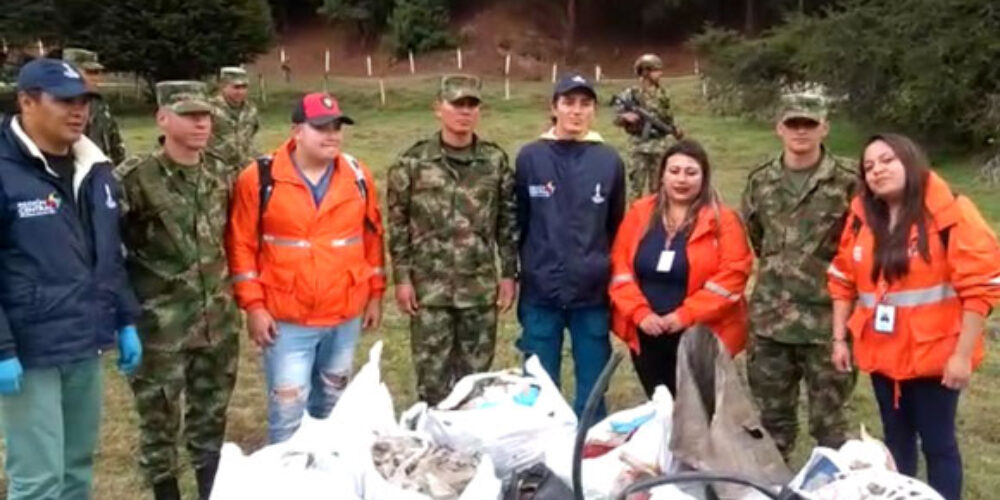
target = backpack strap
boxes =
[341,152,379,234]
[256,155,274,252]
[341,152,368,201]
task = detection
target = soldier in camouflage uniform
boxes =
[208,66,259,184]
[741,92,858,462]
[63,48,127,165]
[387,75,518,405]
[613,54,683,202]
[116,81,239,500]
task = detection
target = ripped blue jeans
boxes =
[263,318,362,443]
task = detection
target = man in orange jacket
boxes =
[227,93,385,443]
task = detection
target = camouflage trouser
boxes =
[747,336,857,461]
[130,332,239,484]
[627,150,666,202]
[410,306,498,405]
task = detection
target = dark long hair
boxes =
[647,139,717,236]
[860,133,932,284]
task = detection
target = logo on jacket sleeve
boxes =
[104,184,118,210]
[591,183,605,204]
[16,193,62,218]
[529,181,556,198]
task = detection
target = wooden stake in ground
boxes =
[456,48,463,70]
[694,58,700,76]
[379,79,387,107]
[366,56,373,77]
[37,40,45,57]
[504,78,511,101]
[408,51,416,74]
[504,53,511,76]
[280,48,291,83]
[595,65,602,82]
[324,49,331,92]
[259,73,268,104]
[552,64,558,83]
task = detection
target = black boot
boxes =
[196,455,221,500]
[152,477,181,500]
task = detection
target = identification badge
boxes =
[657,250,676,273]
[874,304,896,334]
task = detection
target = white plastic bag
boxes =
[415,355,577,479]
[545,386,674,500]
[361,432,502,500]
[210,442,363,500]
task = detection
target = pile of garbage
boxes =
[209,332,945,500]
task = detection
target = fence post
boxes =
[504,53,511,101]
[259,73,267,104]
[379,78,387,107]
[366,56,373,77]
[456,48,463,70]
[551,64,558,84]
[409,51,416,74]
[324,49,331,92]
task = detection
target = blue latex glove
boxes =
[0,357,23,395]
[117,325,142,376]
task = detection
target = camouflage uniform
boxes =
[116,81,239,486]
[741,94,857,461]
[208,67,259,185]
[63,48,127,165]
[613,84,677,201]
[386,75,518,405]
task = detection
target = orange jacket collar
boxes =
[849,171,960,227]
[631,195,722,242]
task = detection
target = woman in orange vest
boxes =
[609,139,752,397]
[827,133,1000,500]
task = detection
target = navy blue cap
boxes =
[17,58,95,99]
[553,73,597,100]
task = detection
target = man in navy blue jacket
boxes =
[515,74,626,419]
[0,59,142,500]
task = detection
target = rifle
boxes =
[610,94,679,141]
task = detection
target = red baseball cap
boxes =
[291,92,355,127]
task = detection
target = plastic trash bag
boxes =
[413,355,577,478]
[545,386,675,499]
[362,432,502,500]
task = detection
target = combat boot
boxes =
[196,454,220,500]
[152,477,181,500]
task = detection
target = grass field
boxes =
[2,76,999,499]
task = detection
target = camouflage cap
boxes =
[439,74,482,103]
[219,66,249,86]
[156,80,213,114]
[63,48,104,71]
[780,92,828,123]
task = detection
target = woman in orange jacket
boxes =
[609,139,753,397]
[827,133,1000,500]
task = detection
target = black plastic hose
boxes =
[572,350,625,500]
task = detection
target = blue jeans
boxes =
[263,318,361,443]
[516,303,611,420]
[871,374,962,500]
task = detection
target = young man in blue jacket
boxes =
[0,59,142,500]
[515,74,626,419]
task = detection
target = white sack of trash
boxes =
[403,354,579,480]
[210,341,502,500]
